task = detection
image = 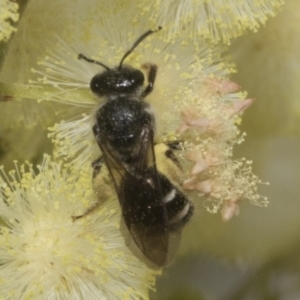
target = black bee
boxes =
[75,28,193,268]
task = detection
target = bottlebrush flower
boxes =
[175,86,268,220]
[136,0,284,44]
[0,156,157,299]
[0,0,19,42]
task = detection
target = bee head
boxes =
[79,27,162,97]
[90,66,145,97]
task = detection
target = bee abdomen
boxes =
[168,201,194,231]
[160,175,194,231]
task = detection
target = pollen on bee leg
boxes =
[221,199,241,222]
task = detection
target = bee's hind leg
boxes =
[72,156,104,222]
[92,156,104,177]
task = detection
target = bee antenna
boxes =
[118,26,162,70]
[78,53,110,71]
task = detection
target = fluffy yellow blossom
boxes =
[0,157,157,299]
[175,79,268,219]
[0,0,19,42]
[136,0,284,44]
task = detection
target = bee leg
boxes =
[92,124,101,143]
[141,64,158,98]
[165,140,182,150]
[92,156,104,177]
[164,141,183,169]
[71,198,104,222]
[165,148,181,169]
[72,156,104,222]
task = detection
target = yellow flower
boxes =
[137,0,284,44]
[0,157,157,299]
[0,0,18,42]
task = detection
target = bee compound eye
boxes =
[131,70,144,85]
[90,72,114,96]
[90,74,103,95]
[92,124,100,136]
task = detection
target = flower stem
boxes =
[0,82,90,103]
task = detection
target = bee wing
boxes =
[122,167,193,268]
[98,126,170,267]
[97,126,157,199]
[120,169,169,268]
